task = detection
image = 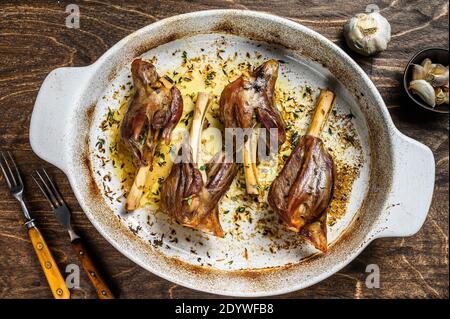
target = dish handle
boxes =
[374,132,435,238]
[30,66,92,172]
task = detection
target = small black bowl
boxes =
[403,47,449,114]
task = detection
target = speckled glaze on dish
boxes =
[30,10,435,297]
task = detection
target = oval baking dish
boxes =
[29,10,435,297]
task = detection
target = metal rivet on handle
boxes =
[56,288,63,296]
[37,242,43,250]
[45,261,52,269]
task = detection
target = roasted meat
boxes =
[219,59,286,194]
[268,90,336,252]
[121,58,183,211]
[160,150,237,237]
[121,58,183,167]
[160,93,237,237]
[220,59,285,138]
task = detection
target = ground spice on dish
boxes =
[94,43,364,259]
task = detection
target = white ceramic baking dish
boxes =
[29,10,435,297]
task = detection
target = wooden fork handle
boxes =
[71,238,115,299]
[28,226,70,299]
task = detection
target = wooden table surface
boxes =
[0,0,448,299]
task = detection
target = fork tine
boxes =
[0,152,12,189]
[1,152,17,187]
[42,169,65,206]
[35,170,60,208]
[8,151,23,186]
[32,173,56,209]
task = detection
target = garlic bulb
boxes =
[344,12,391,56]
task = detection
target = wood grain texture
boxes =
[28,226,70,299]
[71,238,115,299]
[0,0,448,299]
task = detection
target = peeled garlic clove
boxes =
[411,64,426,80]
[409,80,436,107]
[421,58,433,74]
[426,64,449,87]
[435,87,449,105]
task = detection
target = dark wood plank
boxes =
[0,0,448,299]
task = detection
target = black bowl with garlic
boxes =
[404,48,449,114]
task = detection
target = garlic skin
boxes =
[421,58,433,74]
[409,80,436,107]
[426,64,449,87]
[344,12,391,56]
[435,87,449,105]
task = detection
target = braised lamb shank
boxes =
[268,90,336,252]
[121,58,183,210]
[220,59,286,194]
[121,58,183,165]
[160,93,237,237]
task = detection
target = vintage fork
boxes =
[0,151,70,299]
[33,169,115,299]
